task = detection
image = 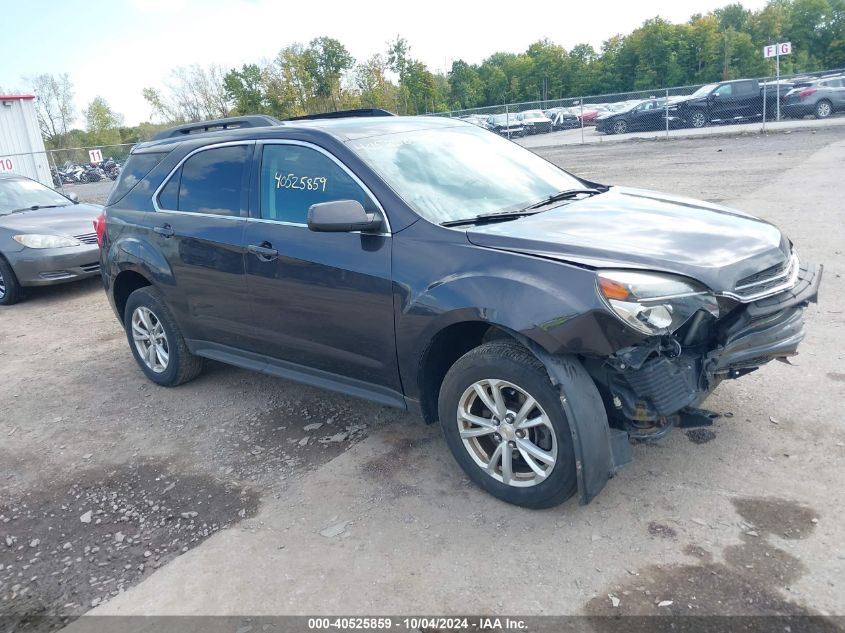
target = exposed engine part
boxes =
[624,415,676,442]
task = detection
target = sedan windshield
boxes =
[0,178,71,215]
[348,124,583,224]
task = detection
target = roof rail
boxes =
[152,115,281,140]
[285,108,396,122]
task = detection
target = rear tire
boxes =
[437,340,577,508]
[0,256,21,306]
[815,99,832,119]
[123,287,203,386]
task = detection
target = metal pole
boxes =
[47,150,65,194]
[665,88,670,137]
[762,79,767,131]
[580,99,584,144]
[776,48,781,122]
[506,102,510,140]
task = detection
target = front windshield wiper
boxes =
[523,188,601,210]
[8,204,66,214]
[440,209,542,227]
[440,187,604,228]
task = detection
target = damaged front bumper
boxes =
[595,260,823,434]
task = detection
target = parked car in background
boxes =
[577,105,602,125]
[517,110,553,134]
[668,79,790,128]
[782,76,845,119]
[487,113,525,137]
[596,98,681,134]
[0,173,102,305]
[99,112,821,509]
[546,108,580,130]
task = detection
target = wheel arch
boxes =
[416,318,553,426]
[112,268,153,322]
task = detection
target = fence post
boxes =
[762,80,767,131]
[505,102,510,140]
[47,150,65,194]
[579,99,584,144]
[665,88,670,138]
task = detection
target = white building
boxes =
[0,94,52,187]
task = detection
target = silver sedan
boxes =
[0,174,103,305]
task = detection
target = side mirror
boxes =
[307,200,383,233]
[67,192,79,204]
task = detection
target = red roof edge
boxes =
[0,94,36,101]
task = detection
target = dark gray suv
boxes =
[97,111,822,508]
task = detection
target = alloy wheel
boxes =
[131,306,170,373]
[0,268,5,299]
[691,111,706,128]
[457,379,557,487]
[817,101,832,118]
[613,120,628,134]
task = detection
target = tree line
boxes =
[13,0,845,150]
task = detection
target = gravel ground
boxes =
[2,125,844,628]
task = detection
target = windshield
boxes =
[0,177,71,216]
[688,83,719,99]
[489,114,519,124]
[348,124,583,224]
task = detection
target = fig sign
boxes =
[764,42,792,58]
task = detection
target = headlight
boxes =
[13,234,82,249]
[597,270,719,335]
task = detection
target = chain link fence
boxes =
[44,143,134,196]
[432,67,845,143]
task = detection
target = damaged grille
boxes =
[729,252,799,301]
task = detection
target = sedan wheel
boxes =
[131,306,170,373]
[612,119,628,134]
[0,257,21,305]
[457,379,557,487]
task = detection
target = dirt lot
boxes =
[2,127,844,628]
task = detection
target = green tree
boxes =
[448,60,484,109]
[224,64,267,115]
[83,96,123,146]
[305,37,355,109]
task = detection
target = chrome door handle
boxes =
[248,242,279,262]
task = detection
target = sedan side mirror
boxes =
[67,192,80,204]
[307,200,383,233]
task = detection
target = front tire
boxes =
[689,109,708,128]
[437,341,577,508]
[0,256,21,306]
[612,119,628,134]
[123,287,203,386]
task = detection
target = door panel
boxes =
[242,142,400,392]
[150,143,253,345]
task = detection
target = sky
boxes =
[0,0,769,126]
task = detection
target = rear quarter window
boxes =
[106,151,168,206]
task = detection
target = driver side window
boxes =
[714,84,733,97]
[260,145,372,224]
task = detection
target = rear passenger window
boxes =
[260,144,372,224]
[158,145,249,216]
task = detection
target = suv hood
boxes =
[466,186,787,293]
[0,203,103,237]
